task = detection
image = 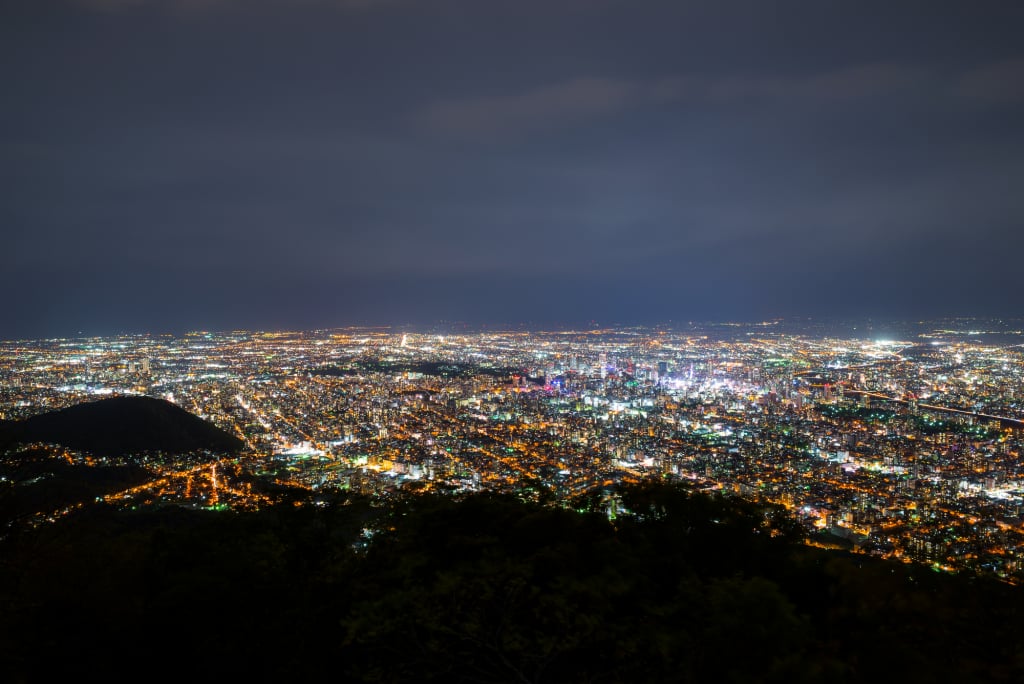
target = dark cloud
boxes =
[418,77,654,137]
[954,58,1024,102]
[73,0,399,12]
[2,0,1023,336]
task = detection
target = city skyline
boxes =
[4,1,1024,336]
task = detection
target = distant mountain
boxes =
[0,396,243,456]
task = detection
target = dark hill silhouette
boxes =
[0,396,243,456]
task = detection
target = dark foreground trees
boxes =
[1,483,1023,682]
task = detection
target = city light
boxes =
[2,320,1023,579]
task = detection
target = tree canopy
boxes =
[1,484,1022,682]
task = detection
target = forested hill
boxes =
[1,484,1022,682]
[0,396,243,456]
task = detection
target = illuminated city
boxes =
[4,319,1023,580]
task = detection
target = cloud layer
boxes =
[3,0,1023,334]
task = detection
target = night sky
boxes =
[3,1,1023,337]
